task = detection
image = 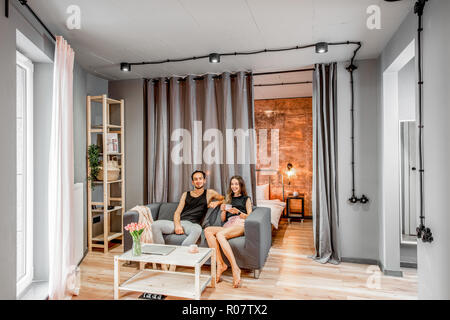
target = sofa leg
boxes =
[254,269,261,279]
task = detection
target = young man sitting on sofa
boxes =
[151,170,224,247]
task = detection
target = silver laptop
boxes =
[141,244,176,256]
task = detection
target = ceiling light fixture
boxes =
[120,62,131,72]
[209,53,221,63]
[315,42,328,54]
[119,41,361,71]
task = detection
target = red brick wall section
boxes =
[255,98,313,216]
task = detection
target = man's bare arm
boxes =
[173,192,187,231]
[207,189,224,206]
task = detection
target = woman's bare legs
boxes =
[216,226,245,288]
[204,226,227,282]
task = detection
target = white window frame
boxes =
[16,51,34,297]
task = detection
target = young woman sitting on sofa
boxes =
[204,175,253,288]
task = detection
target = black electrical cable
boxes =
[346,42,368,205]
[126,41,362,68]
[414,0,433,243]
[5,0,9,18]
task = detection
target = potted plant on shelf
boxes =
[88,144,100,189]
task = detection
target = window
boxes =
[16,51,34,296]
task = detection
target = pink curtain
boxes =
[48,36,78,299]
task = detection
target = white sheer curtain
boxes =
[48,36,78,299]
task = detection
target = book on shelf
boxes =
[107,133,119,153]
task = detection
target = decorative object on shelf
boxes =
[125,223,146,256]
[107,133,119,153]
[293,191,299,197]
[97,157,121,181]
[87,144,101,188]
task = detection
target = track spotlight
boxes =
[209,53,220,63]
[120,62,131,72]
[315,42,328,54]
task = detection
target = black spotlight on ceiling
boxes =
[120,62,131,72]
[315,42,328,54]
[209,53,220,63]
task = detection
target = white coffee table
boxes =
[114,244,216,300]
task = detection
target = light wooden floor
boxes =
[73,219,417,300]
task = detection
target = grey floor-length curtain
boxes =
[147,72,257,204]
[312,63,340,264]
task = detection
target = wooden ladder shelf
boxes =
[87,95,125,253]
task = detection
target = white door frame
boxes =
[381,40,415,272]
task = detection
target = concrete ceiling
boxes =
[29,0,413,80]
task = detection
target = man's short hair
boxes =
[191,170,206,180]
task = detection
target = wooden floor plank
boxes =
[73,220,417,300]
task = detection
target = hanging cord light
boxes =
[346,43,368,205]
[414,0,433,243]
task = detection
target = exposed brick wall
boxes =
[255,98,313,216]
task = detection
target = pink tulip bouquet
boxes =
[124,223,146,256]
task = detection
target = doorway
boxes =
[381,39,418,272]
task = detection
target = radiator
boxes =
[73,183,84,265]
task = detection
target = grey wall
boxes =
[0,3,19,300]
[73,65,108,254]
[337,59,380,261]
[108,80,145,210]
[379,0,450,299]
[398,58,416,121]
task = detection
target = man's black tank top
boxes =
[180,189,208,224]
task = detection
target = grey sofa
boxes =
[123,203,271,278]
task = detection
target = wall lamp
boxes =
[286,163,295,185]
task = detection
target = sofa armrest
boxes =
[244,207,272,269]
[123,203,162,252]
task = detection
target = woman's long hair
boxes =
[225,175,248,204]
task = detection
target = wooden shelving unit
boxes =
[87,95,125,253]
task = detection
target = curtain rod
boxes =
[254,81,312,87]
[146,67,316,83]
[148,72,252,83]
[11,0,56,41]
[253,68,314,76]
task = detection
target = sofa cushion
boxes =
[157,203,178,221]
[201,207,223,228]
